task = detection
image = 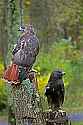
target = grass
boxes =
[71,121,83,125]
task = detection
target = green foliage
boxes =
[0,79,8,111]
[0,60,7,112]
[34,40,83,112]
[35,41,77,87]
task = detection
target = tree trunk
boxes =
[0,0,8,69]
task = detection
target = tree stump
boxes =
[42,110,69,125]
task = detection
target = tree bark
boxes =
[0,0,8,69]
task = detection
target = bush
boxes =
[34,40,83,111]
[0,61,8,112]
[0,79,8,111]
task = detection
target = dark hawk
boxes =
[45,70,65,110]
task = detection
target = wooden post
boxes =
[43,110,69,125]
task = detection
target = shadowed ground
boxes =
[0,113,83,125]
[0,116,8,125]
